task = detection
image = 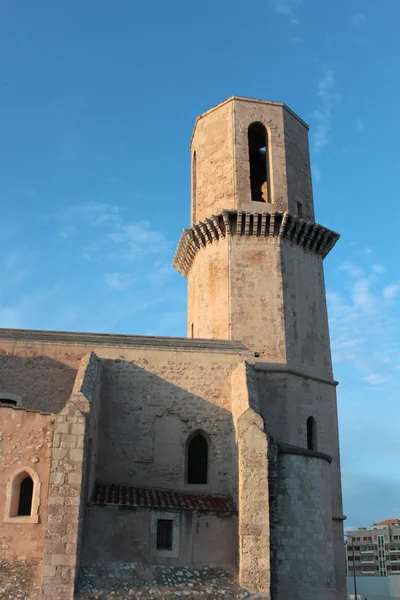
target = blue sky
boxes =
[1,0,399,530]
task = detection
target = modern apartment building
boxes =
[346,519,400,576]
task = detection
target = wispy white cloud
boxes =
[56,203,171,264]
[312,66,341,155]
[312,164,322,182]
[363,373,389,387]
[352,12,366,28]
[328,258,400,390]
[383,283,400,301]
[58,225,80,239]
[337,262,365,278]
[28,201,186,334]
[317,68,340,103]
[270,0,305,24]
[352,277,376,312]
[107,222,170,260]
[356,117,364,132]
[104,272,137,291]
[67,202,122,226]
[372,264,385,274]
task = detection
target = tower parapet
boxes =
[174,209,339,278]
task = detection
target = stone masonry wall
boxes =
[191,97,313,220]
[282,108,315,220]
[39,400,87,600]
[229,236,286,360]
[0,407,53,598]
[96,350,244,496]
[191,100,234,224]
[188,234,287,361]
[280,242,333,377]
[255,369,345,598]
[40,353,102,600]
[271,452,336,600]
[187,240,230,340]
[81,507,237,567]
[231,362,270,597]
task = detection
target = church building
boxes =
[0,96,346,600]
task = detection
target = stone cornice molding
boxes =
[0,327,250,355]
[277,442,332,465]
[253,362,338,387]
[173,210,339,278]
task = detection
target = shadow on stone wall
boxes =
[95,359,237,495]
[0,353,77,412]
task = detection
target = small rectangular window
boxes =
[156,519,173,550]
[297,201,303,217]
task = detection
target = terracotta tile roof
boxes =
[375,518,400,526]
[91,481,236,513]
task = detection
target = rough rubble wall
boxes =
[271,452,336,600]
[231,362,270,597]
[190,100,234,224]
[0,408,53,599]
[187,240,230,340]
[96,351,241,496]
[81,508,237,567]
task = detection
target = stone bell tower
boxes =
[174,96,338,368]
[174,96,346,600]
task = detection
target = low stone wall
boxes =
[75,562,268,599]
[81,506,238,567]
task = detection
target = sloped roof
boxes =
[375,518,400,526]
[91,481,236,513]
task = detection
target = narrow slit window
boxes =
[307,417,317,451]
[297,201,303,217]
[18,476,34,516]
[187,433,208,484]
[248,122,270,203]
[156,519,173,550]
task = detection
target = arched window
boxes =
[4,468,40,523]
[18,476,33,516]
[307,417,317,451]
[187,432,208,484]
[248,122,271,203]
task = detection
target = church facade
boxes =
[0,97,346,600]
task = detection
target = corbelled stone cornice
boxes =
[173,210,339,278]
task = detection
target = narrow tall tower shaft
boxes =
[174,96,338,377]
